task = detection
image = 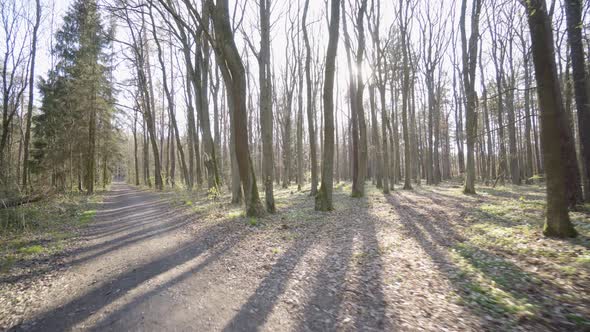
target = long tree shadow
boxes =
[222,191,390,332]
[295,194,390,331]
[1,188,189,285]
[11,217,245,332]
[0,188,180,283]
[415,187,590,250]
[58,187,197,269]
[351,205,389,331]
[295,213,355,331]
[221,226,315,331]
[88,229,244,331]
[387,192,587,330]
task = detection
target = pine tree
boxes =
[32,0,116,193]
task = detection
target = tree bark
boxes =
[525,0,577,237]
[352,0,369,197]
[399,0,412,190]
[315,0,340,211]
[565,0,590,201]
[22,0,41,190]
[149,5,190,190]
[460,0,482,194]
[296,54,304,191]
[302,0,318,196]
[208,0,264,216]
[369,84,382,188]
[257,0,275,212]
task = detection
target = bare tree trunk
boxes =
[142,30,163,190]
[182,4,219,191]
[229,92,242,204]
[518,32,534,183]
[170,119,176,186]
[453,66,465,175]
[341,0,359,194]
[335,93,340,184]
[460,0,482,194]
[149,5,190,189]
[433,82,442,184]
[352,0,369,197]
[258,0,275,212]
[532,99,543,174]
[565,0,590,201]
[369,84,382,188]
[302,0,318,195]
[505,35,521,185]
[390,78,401,184]
[22,0,41,190]
[399,0,412,190]
[315,0,340,211]
[212,67,222,180]
[525,0,576,237]
[209,0,264,216]
[142,118,151,187]
[296,56,304,191]
[133,107,140,185]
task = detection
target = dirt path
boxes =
[10,183,212,331]
[7,182,588,331]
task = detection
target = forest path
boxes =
[13,182,235,331]
[10,182,585,331]
[12,182,486,332]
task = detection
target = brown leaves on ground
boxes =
[1,182,588,331]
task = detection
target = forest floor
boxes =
[0,180,589,331]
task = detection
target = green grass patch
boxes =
[248,217,258,227]
[18,245,44,255]
[228,210,244,219]
[78,210,97,225]
[450,243,539,319]
[0,192,102,274]
[566,313,590,327]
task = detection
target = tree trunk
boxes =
[212,68,222,181]
[505,41,521,185]
[460,0,482,194]
[369,85,382,188]
[189,5,221,191]
[399,0,412,190]
[133,108,140,185]
[209,0,264,216]
[149,6,190,190]
[259,0,275,212]
[525,0,576,237]
[302,0,318,196]
[565,0,590,201]
[315,0,340,211]
[22,0,41,190]
[353,0,369,197]
[296,59,304,191]
[523,48,534,183]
